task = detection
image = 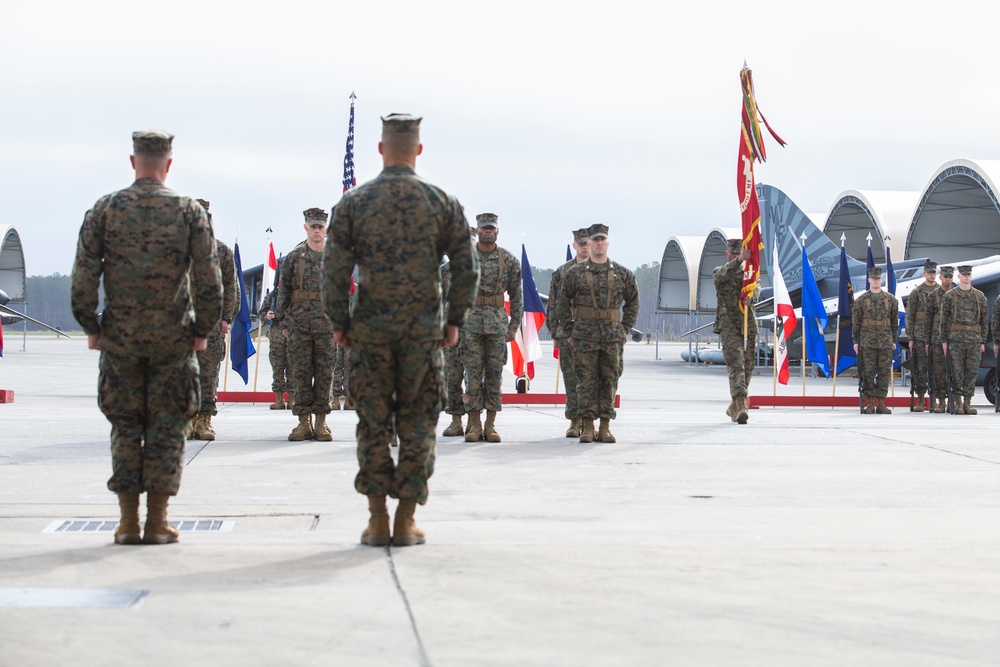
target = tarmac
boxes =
[2,335,999,667]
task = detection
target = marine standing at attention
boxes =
[462,213,522,443]
[904,261,937,411]
[189,199,240,440]
[440,226,478,438]
[324,113,478,547]
[259,267,290,410]
[547,227,591,437]
[71,130,223,545]
[853,267,899,414]
[557,224,639,443]
[941,265,988,415]
[278,208,336,441]
[712,238,756,424]
[926,265,955,413]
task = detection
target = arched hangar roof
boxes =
[696,227,740,312]
[906,159,1000,263]
[0,225,26,301]
[657,236,700,312]
[823,190,917,263]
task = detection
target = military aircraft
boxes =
[0,289,70,337]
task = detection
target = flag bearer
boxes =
[713,239,757,424]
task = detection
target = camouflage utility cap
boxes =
[726,238,742,253]
[939,265,955,277]
[589,224,609,239]
[923,261,937,272]
[303,207,329,226]
[476,213,499,228]
[381,113,422,135]
[132,129,173,155]
[958,265,973,275]
[868,267,882,279]
[573,228,590,244]
[196,199,210,212]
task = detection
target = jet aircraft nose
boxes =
[0,289,8,306]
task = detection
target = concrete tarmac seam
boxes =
[385,546,433,667]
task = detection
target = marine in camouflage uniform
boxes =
[927,265,955,412]
[461,213,522,443]
[548,227,590,437]
[190,199,240,440]
[277,208,336,441]
[71,130,223,546]
[941,265,988,415]
[439,228,477,437]
[853,267,899,414]
[324,113,479,547]
[557,224,639,443]
[712,239,757,424]
[904,261,937,411]
[259,283,290,409]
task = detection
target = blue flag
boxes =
[866,245,875,292]
[566,244,572,262]
[230,243,256,384]
[801,244,831,377]
[835,246,856,374]
[885,245,902,369]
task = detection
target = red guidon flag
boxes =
[738,65,785,312]
[771,242,796,384]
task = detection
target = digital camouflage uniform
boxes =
[332,340,350,406]
[927,278,954,407]
[549,257,582,420]
[557,257,639,423]
[463,243,522,413]
[71,175,223,496]
[853,289,899,402]
[258,289,289,397]
[196,238,240,416]
[904,277,936,400]
[325,158,478,504]
[941,282,988,404]
[278,238,335,416]
[713,254,757,405]
[441,261,467,416]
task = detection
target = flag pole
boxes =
[832,234,846,399]
[554,355,561,394]
[800,233,807,398]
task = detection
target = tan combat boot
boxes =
[726,400,736,422]
[875,398,892,414]
[313,413,333,441]
[361,496,391,546]
[187,415,201,440]
[330,396,342,411]
[933,396,945,413]
[965,396,978,415]
[565,418,581,438]
[864,398,876,414]
[579,418,595,443]
[442,414,464,437]
[114,492,142,545]
[484,410,502,443]
[269,394,285,410]
[288,414,313,441]
[142,493,180,545]
[200,415,216,441]
[392,499,426,546]
[597,418,616,443]
[914,392,925,412]
[735,396,749,424]
[465,412,483,442]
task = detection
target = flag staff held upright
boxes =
[832,233,846,399]
[800,233,807,398]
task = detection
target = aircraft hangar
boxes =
[657,158,1000,317]
[0,225,26,302]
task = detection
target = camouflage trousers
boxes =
[268,332,289,394]
[858,344,892,399]
[574,339,621,420]
[720,331,756,399]
[443,330,466,415]
[929,342,947,400]
[196,326,225,415]
[332,342,351,399]
[910,341,930,394]
[948,342,981,399]
[555,338,581,419]
[350,339,444,504]
[98,351,200,496]
[288,327,335,415]
[463,332,507,413]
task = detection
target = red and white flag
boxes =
[261,241,278,309]
[772,243,796,384]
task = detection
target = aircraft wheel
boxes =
[985,368,997,406]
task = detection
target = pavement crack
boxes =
[385,547,433,667]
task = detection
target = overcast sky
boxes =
[3,0,999,277]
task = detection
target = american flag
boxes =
[342,91,357,193]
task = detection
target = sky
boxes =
[3,0,1000,277]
